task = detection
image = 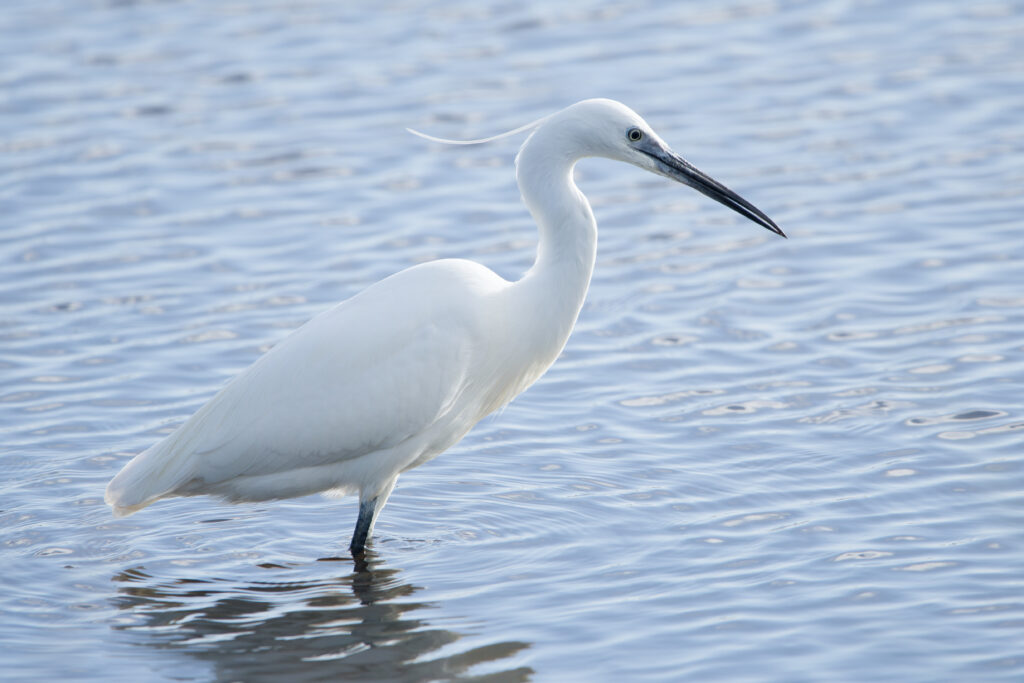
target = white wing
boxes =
[106,259,510,510]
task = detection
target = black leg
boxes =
[349,496,378,556]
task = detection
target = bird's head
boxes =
[546,98,785,237]
[408,98,784,238]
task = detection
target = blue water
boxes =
[2,1,1023,680]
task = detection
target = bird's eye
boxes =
[627,127,643,142]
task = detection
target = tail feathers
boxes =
[105,444,196,516]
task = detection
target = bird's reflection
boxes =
[112,553,532,682]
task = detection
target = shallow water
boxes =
[3,1,1024,680]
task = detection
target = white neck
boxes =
[510,130,598,366]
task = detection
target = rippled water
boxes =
[3,1,1024,680]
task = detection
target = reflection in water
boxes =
[112,554,531,682]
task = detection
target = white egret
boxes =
[106,99,784,555]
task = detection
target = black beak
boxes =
[641,147,785,238]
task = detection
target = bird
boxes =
[105,98,784,556]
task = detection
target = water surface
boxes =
[2,1,1023,680]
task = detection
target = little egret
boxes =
[106,98,784,555]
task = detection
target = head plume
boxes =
[406,111,554,146]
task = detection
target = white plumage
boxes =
[106,99,783,554]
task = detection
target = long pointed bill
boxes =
[641,147,785,237]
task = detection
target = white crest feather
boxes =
[406,111,554,145]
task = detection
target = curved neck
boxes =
[512,132,598,357]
